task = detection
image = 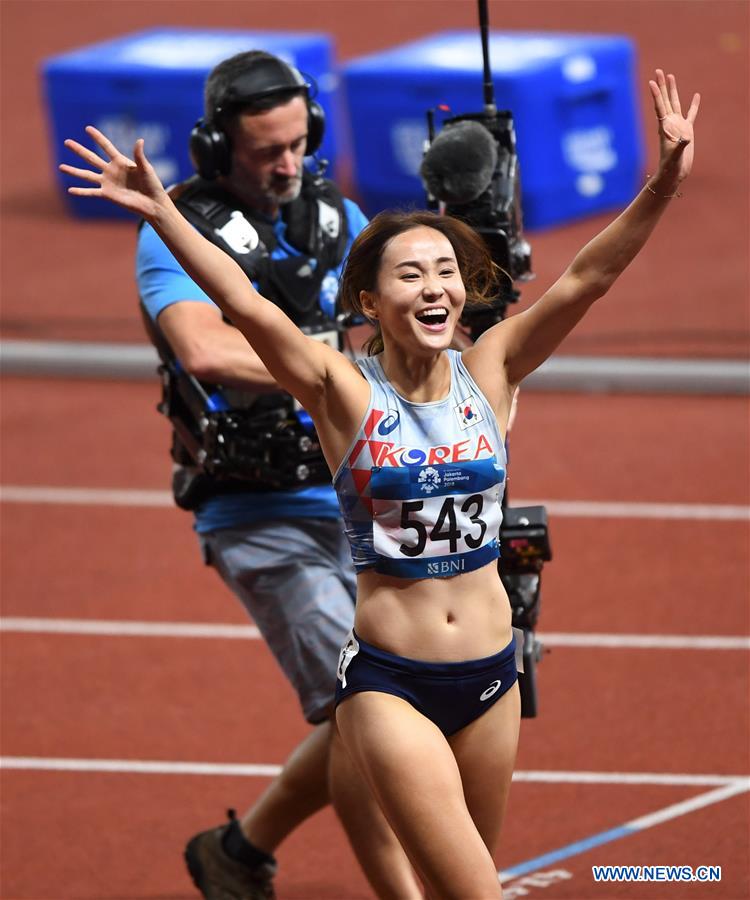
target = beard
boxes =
[225,163,304,214]
[269,174,302,206]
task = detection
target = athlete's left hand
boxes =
[648,69,700,183]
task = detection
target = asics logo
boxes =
[480,680,502,701]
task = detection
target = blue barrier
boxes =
[342,31,644,229]
[44,28,339,219]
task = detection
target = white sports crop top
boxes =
[333,350,506,579]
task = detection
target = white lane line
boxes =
[625,779,750,829]
[521,499,750,521]
[0,618,261,639]
[0,486,173,507]
[1,485,747,521]
[540,633,750,650]
[0,757,281,777]
[1,617,747,650]
[1,757,745,786]
[511,771,746,787]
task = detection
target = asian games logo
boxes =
[418,466,441,493]
[454,395,485,431]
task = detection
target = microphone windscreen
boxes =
[420,120,497,205]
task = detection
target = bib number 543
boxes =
[399,494,486,557]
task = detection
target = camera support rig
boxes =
[421,0,551,717]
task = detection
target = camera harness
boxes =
[144,171,350,508]
[171,170,349,326]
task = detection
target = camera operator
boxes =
[137,51,418,900]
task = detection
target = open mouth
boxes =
[415,307,449,330]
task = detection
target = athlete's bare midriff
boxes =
[353,561,513,661]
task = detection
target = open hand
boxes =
[59,126,167,219]
[648,70,700,183]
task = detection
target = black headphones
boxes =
[189,56,325,181]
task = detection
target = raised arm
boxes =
[467,70,700,390]
[60,126,337,409]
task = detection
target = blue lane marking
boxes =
[501,781,750,881]
[501,825,635,878]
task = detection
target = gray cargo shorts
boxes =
[199,517,356,724]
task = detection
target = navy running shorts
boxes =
[334,630,518,736]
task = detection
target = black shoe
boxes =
[184,810,277,900]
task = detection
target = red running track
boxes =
[1,379,748,899]
[1,0,748,895]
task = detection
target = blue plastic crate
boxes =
[44,28,340,219]
[342,32,644,229]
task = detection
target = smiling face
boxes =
[360,226,466,356]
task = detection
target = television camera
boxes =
[420,0,551,717]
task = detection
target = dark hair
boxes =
[204,50,306,125]
[339,210,500,355]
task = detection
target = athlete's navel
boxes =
[446,612,456,624]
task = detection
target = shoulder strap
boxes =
[284,172,351,271]
[171,177,273,287]
[168,175,349,328]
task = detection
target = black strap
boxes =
[170,172,349,325]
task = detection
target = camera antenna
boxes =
[478,0,497,115]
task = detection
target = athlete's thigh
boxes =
[448,681,521,854]
[336,692,502,898]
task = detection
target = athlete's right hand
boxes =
[60,125,167,219]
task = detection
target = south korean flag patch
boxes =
[454,395,485,430]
